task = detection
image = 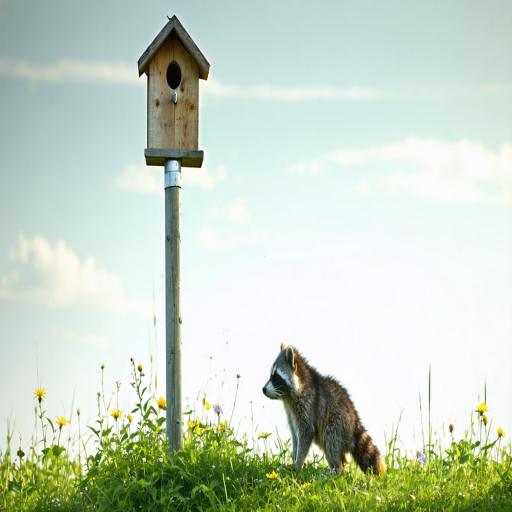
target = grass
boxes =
[1,359,511,511]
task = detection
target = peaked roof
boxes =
[138,15,210,79]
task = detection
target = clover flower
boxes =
[156,397,166,410]
[498,427,506,438]
[34,388,46,403]
[213,404,223,416]
[417,448,426,467]
[266,470,278,480]
[111,409,122,420]
[476,403,487,416]
[56,416,67,428]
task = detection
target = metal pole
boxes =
[164,159,182,451]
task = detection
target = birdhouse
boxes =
[138,16,210,167]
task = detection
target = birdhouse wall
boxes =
[147,33,199,150]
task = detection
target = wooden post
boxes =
[165,160,182,451]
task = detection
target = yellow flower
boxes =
[483,415,488,425]
[156,397,166,410]
[219,422,225,429]
[258,432,272,439]
[410,495,416,502]
[205,401,212,410]
[498,427,506,438]
[34,388,46,402]
[187,417,204,435]
[138,363,143,373]
[128,414,133,423]
[476,403,487,416]
[111,409,122,420]
[302,482,311,489]
[266,470,279,480]
[449,423,454,433]
[77,408,81,416]
[56,416,67,428]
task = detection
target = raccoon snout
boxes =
[262,385,267,396]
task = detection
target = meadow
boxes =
[1,359,510,511]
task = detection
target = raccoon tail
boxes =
[352,424,386,476]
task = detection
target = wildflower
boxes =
[353,486,359,492]
[97,392,101,397]
[101,364,105,370]
[417,448,426,467]
[498,427,506,438]
[34,388,46,403]
[476,403,487,416]
[410,495,416,502]
[202,397,212,410]
[376,496,382,503]
[213,404,223,415]
[56,416,67,428]
[483,415,488,425]
[130,357,134,363]
[258,432,272,439]
[187,417,204,435]
[128,414,133,423]
[212,465,215,469]
[237,374,241,379]
[219,422,225,429]
[111,409,122,420]
[266,470,279,480]
[116,380,121,389]
[449,423,454,433]
[303,483,311,489]
[138,363,143,373]
[77,408,81,416]
[156,397,166,410]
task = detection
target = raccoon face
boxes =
[262,345,297,401]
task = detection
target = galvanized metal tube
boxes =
[164,159,181,188]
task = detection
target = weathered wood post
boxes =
[138,16,210,452]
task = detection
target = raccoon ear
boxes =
[285,346,295,371]
[280,342,286,351]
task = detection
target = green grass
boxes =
[1,360,511,511]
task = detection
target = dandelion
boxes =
[56,416,67,429]
[219,422,225,429]
[138,363,143,373]
[34,388,46,403]
[498,427,506,438]
[258,432,272,439]
[128,414,133,423]
[417,447,426,467]
[266,470,279,480]
[156,397,166,410]
[483,415,488,425]
[476,403,487,416]
[111,409,122,420]
[213,403,223,415]
[449,423,454,433]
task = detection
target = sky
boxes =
[0,0,511,459]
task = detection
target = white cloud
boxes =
[211,199,250,226]
[2,58,511,102]
[0,233,152,318]
[114,161,227,194]
[289,137,512,204]
[196,226,268,251]
[0,58,141,85]
[54,327,111,349]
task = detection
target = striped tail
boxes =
[352,425,386,476]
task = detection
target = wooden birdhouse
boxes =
[138,16,210,167]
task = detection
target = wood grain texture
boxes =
[145,148,203,167]
[174,36,199,150]
[138,15,210,79]
[165,186,182,452]
[148,36,174,149]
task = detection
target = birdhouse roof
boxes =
[138,15,210,79]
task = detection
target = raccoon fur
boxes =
[262,344,385,476]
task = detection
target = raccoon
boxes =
[262,344,385,476]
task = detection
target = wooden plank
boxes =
[148,36,174,149]
[165,185,182,452]
[145,148,204,167]
[173,35,199,151]
[138,16,210,79]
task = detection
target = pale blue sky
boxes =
[0,0,511,455]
